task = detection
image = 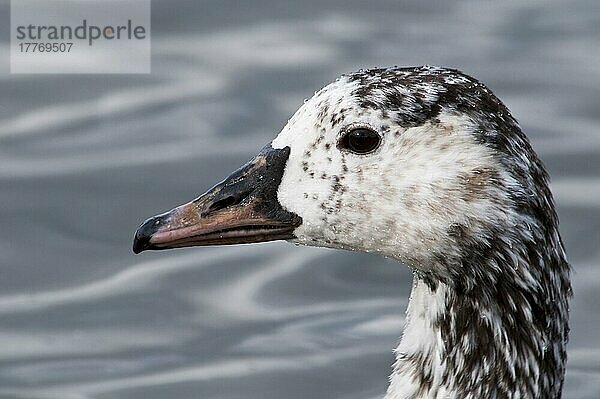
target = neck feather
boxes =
[385,230,571,399]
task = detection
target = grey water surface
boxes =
[1,0,599,398]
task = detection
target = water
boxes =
[1,0,599,397]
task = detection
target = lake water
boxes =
[1,0,599,398]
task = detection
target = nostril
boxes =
[204,189,253,216]
[208,196,237,213]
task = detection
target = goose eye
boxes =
[339,128,381,154]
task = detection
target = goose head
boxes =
[133,66,571,397]
[134,66,550,284]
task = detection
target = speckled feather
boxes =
[270,66,571,398]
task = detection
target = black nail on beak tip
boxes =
[133,216,162,254]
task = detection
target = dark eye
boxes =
[339,128,381,154]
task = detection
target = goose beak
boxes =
[133,145,301,254]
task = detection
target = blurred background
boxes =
[0,0,599,398]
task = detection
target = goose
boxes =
[133,66,571,398]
